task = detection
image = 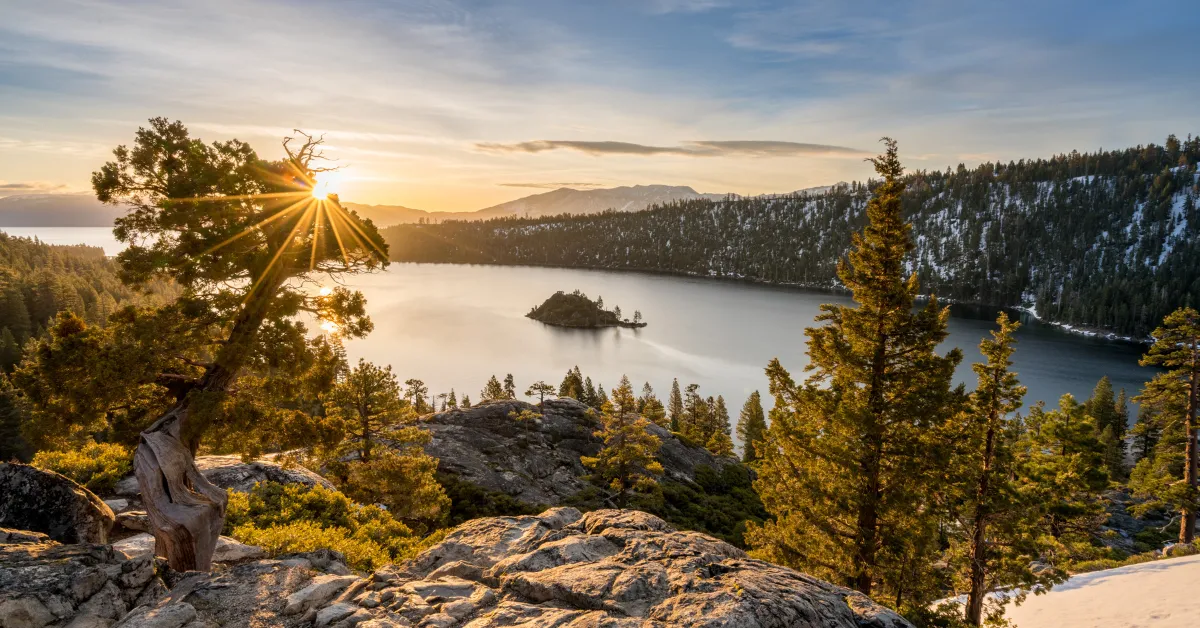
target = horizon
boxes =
[3,1,1198,211]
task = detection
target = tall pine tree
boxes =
[747,139,963,603]
[736,390,767,464]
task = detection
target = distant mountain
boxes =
[0,195,124,227]
[347,185,731,227]
[478,185,728,219]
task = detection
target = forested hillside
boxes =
[0,233,175,371]
[384,136,1200,338]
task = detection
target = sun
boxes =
[310,172,339,200]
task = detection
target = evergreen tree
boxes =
[581,377,663,507]
[559,367,583,400]
[0,375,29,461]
[668,378,683,432]
[1129,373,1191,523]
[1018,396,1109,544]
[947,314,1063,626]
[1133,307,1200,543]
[583,376,598,407]
[461,394,471,408]
[704,395,734,456]
[1085,376,1126,478]
[503,373,516,400]
[0,328,20,373]
[736,390,767,464]
[525,381,556,404]
[324,359,406,463]
[404,379,429,413]
[746,139,963,604]
[596,384,608,408]
[448,389,458,409]
[481,375,505,401]
[638,382,668,428]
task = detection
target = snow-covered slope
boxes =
[478,184,727,218]
[1004,554,1200,627]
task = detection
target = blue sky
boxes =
[1,0,1196,209]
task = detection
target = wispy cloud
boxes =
[476,139,867,158]
[0,181,71,197]
[498,182,605,189]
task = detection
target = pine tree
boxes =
[596,384,608,408]
[581,376,663,507]
[1134,307,1200,543]
[948,314,1064,626]
[705,395,734,456]
[0,328,20,373]
[736,390,767,463]
[638,383,668,428]
[1085,376,1126,478]
[404,379,429,413]
[559,367,583,400]
[583,376,598,407]
[325,360,408,463]
[503,373,516,400]
[461,394,471,408]
[525,381,556,404]
[481,375,505,401]
[746,139,963,603]
[448,389,458,408]
[668,378,683,432]
[0,374,29,461]
[1018,396,1109,543]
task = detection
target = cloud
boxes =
[499,182,605,189]
[0,181,70,197]
[646,0,730,14]
[476,139,867,158]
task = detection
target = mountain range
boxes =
[0,185,733,228]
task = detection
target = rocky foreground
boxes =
[1,508,912,628]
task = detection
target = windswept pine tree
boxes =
[747,140,963,605]
[736,390,767,464]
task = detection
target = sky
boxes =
[1,0,1197,211]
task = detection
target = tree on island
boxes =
[613,305,622,320]
[747,139,963,604]
[51,119,387,570]
[581,376,663,507]
[736,391,767,464]
[525,381,556,404]
[633,310,642,324]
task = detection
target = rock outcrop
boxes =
[0,463,115,545]
[0,528,164,628]
[113,455,334,498]
[1,509,914,627]
[419,399,736,506]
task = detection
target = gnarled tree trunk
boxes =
[135,406,227,571]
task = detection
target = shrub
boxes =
[225,481,433,571]
[32,442,132,494]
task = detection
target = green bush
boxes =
[437,473,544,525]
[225,481,434,571]
[31,442,132,494]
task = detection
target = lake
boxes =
[341,263,1154,420]
[2,227,1156,421]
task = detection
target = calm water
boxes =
[4,228,1155,419]
[342,263,1154,419]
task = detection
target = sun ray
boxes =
[310,202,324,271]
[243,199,316,305]
[325,202,351,266]
[172,191,308,204]
[329,200,388,261]
[325,204,370,261]
[201,196,313,256]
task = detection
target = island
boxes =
[527,290,647,328]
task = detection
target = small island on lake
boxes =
[527,290,646,328]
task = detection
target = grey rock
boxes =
[103,500,130,513]
[283,575,361,615]
[316,602,357,627]
[115,511,150,533]
[113,534,264,563]
[114,455,333,497]
[0,463,115,544]
[0,534,167,628]
[114,603,196,628]
[417,399,736,507]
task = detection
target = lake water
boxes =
[341,263,1154,419]
[3,227,1156,420]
